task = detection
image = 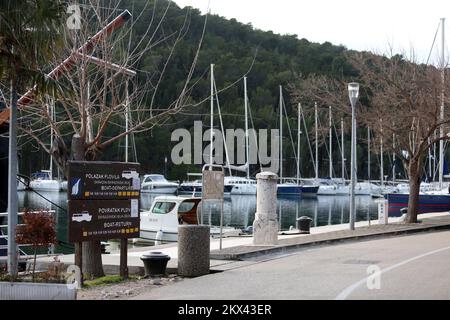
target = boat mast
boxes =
[392,133,396,184]
[341,118,345,181]
[368,126,371,182]
[210,64,214,167]
[315,102,318,180]
[439,17,446,189]
[428,134,433,180]
[279,85,283,182]
[329,106,332,178]
[297,103,302,184]
[244,76,250,179]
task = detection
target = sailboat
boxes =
[277,87,319,197]
[225,76,257,195]
[386,18,450,215]
[29,99,62,191]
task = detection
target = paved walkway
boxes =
[34,212,450,274]
[210,212,450,260]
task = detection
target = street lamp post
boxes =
[348,82,360,231]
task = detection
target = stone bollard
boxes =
[178,225,210,277]
[253,171,278,245]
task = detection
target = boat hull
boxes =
[277,185,319,197]
[386,193,450,216]
[301,185,320,197]
[29,180,61,191]
[277,185,302,195]
[141,185,178,194]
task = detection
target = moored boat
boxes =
[386,192,450,216]
[141,174,178,194]
[140,195,240,242]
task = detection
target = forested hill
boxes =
[23,0,357,179]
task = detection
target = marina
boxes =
[15,190,381,253]
[2,0,450,303]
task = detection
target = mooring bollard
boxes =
[252,171,278,245]
[178,225,210,277]
[296,216,313,234]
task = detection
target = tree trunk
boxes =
[406,158,422,223]
[71,134,105,279]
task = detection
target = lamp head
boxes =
[348,82,360,107]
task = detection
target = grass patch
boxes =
[83,275,138,288]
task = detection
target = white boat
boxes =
[354,182,381,196]
[226,176,257,195]
[140,196,240,242]
[391,182,442,195]
[29,170,61,191]
[141,174,178,194]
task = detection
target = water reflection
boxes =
[140,193,378,230]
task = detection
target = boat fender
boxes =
[155,230,164,245]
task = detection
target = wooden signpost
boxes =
[67,161,141,279]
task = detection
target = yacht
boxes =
[277,179,319,197]
[141,174,178,194]
[178,173,234,195]
[354,182,382,196]
[29,170,61,191]
[140,196,240,242]
[226,176,257,195]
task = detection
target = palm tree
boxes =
[0,0,63,276]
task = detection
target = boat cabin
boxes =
[141,196,202,239]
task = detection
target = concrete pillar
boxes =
[253,171,278,245]
[178,225,210,277]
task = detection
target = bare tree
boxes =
[6,0,207,278]
[290,51,450,223]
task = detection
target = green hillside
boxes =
[21,0,360,180]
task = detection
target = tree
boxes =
[16,210,57,281]
[9,0,206,278]
[290,51,450,223]
[0,0,64,277]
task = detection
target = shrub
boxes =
[16,210,57,281]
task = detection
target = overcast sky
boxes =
[173,0,450,65]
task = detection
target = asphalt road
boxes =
[134,230,450,300]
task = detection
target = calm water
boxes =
[17,191,379,254]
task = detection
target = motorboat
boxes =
[29,170,62,191]
[226,176,257,195]
[277,179,319,197]
[140,196,240,242]
[141,174,179,194]
[178,173,234,195]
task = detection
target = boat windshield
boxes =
[178,201,196,213]
[150,175,166,182]
[152,202,176,214]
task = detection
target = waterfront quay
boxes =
[36,212,450,272]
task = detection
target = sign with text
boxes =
[202,169,224,200]
[67,161,141,200]
[68,199,140,242]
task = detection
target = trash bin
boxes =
[140,251,171,277]
[296,216,313,234]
